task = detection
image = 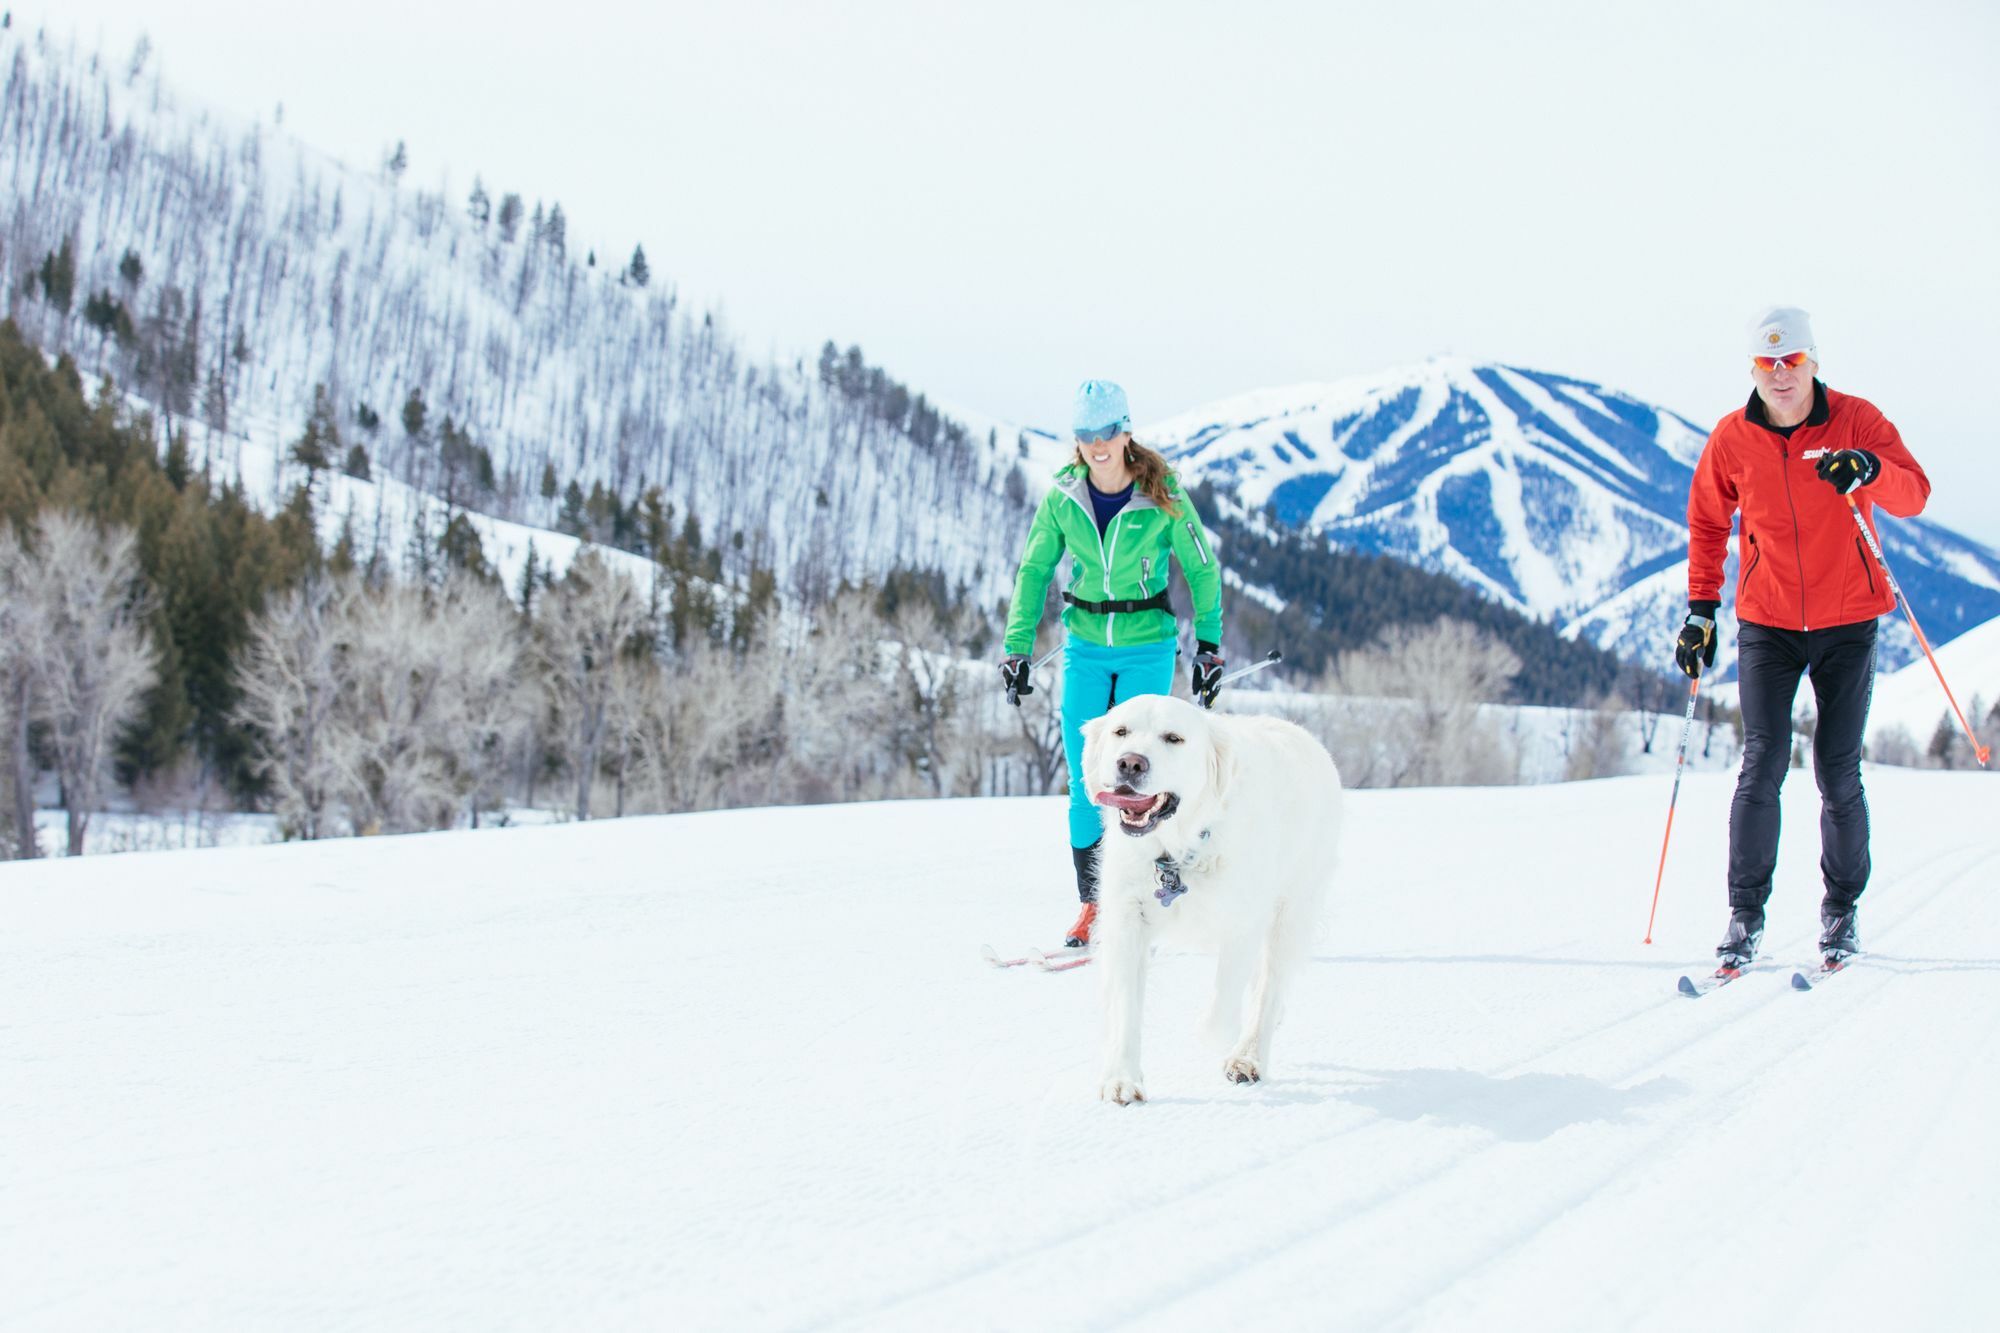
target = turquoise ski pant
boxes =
[1061,638,1178,848]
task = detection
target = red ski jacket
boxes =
[1688,382,1929,632]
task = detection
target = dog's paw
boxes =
[1223,1055,1262,1084]
[1099,1075,1147,1105]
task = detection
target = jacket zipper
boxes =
[1778,439,1809,630]
[1103,515,1124,646]
[1059,483,1118,645]
[1185,520,1210,565]
[1743,532,1762,587]
[1854,536,1877,597]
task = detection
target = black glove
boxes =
[1814,448,1879,495]
[1000,654,1033,704]
[1192,641,1225,708]
[1674,609,1717,679]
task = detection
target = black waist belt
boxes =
[1064,589,1171,615]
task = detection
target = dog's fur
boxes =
[1080,694,1343,1104]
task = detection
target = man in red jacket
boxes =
[1676,306,1930,970]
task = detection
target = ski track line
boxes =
[816,947,1824,1326]
[1108,838,2000,1330]
[1393,841,2000,1332]
[825,838,1997,1330]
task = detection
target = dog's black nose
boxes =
[1116,752,1149,782]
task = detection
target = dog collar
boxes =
[1151,830,1211,907]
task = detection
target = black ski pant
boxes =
[1728,618,1876,916]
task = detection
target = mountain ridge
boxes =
[1140,358,2000,678]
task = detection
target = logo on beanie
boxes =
[1766,331,1782,345]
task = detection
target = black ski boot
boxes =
[1066,841,1101,948]
[1820,902,1860,962]
[1716,906,1765,969]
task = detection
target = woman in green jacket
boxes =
[1001,379,1226,948]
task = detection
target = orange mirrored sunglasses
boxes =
[1752,350,1811,373]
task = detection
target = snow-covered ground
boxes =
[1867,611,2000,747]
[5,763,1996,1330]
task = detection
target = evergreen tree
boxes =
[163,430,191,491]
[497,193,524,243]
[467,177,491,226]
[519,542,543,616]
[343,444,372,481]
[401,387,427,441]
[539,461,559,503]
[440,513,495,583]
[544,203,568,257]
[627,245,650,288]
[559,480,587,535]
[385,140,408,181]
[118,248,144,288]
[38,238,76,312]
[290,383,340,484]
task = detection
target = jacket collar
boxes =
[1053,466,1162,514]
[1744,378,1830,433]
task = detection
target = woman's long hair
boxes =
[1071,437,1183,517]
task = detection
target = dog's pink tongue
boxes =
[1095,790,1155,812]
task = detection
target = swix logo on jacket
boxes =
[1688,382,1930,632]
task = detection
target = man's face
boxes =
[1751,349,1817,424]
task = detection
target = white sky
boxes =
[24,0,2000,545]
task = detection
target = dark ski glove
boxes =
[1000,654,1033,704]
[1814,448,1879,495]
[1192,642,1225,708]
[1674,607,1717,679]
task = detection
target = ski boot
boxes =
[1067,841,1100,947]
[1715,906,1765,970]
[1819,902,1860,963]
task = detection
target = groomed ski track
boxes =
[4,768,1997,1330]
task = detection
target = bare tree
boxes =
[773,589,900,804]
[233,576,346,839]
[1324,617,1524,788]
[437,576,530,828]
[626,640,781,813]
[1562,695,1633,782]
[325,583,456,834]
[2,513,160,854]
[535,549,645,819]
[0,534,44,857]
[890,599,979,797]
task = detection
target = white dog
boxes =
[1080,693,1343,1104]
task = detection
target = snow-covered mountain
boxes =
[1144,359,2000,677]
[9,25,1995,688]
[0,26,1042,606]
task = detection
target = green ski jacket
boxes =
[1004,465,1224,654]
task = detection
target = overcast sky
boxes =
[27,0,2000,545]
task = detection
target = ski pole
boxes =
[1643,673,1702,944]
[1006,643,1064,707]
[1215,650,1282,689]
[1845,495,1990,767]
[1198,650,1282,710]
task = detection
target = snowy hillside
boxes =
[1143,359,2000,678]
[1867,612,2000,751]
[0,26,1040,604]
[6,769,1998,1329]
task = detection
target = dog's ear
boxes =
[1079,713,1108,793]
[1204,719,1240,804]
